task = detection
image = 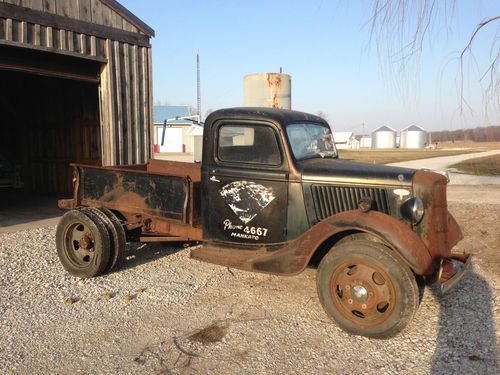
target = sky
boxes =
[120,0,500,133]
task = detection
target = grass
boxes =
[338,149,478,165]
[449,154,500,176]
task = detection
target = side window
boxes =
[218,125,281,165]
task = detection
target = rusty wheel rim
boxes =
[64,222,95,267]
[329,257,397,327]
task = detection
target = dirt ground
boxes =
[447,185,500,278]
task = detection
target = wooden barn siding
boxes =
[0,0,144,35]
[0,1,153,167]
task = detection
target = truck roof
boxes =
[205,107,328,128]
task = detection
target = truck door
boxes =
[203,120,288,246]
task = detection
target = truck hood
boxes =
[297,158,415,186]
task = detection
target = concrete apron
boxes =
[0,193,62,234]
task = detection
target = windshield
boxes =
[286,123,338,160]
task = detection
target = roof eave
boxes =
[103,0,155,37]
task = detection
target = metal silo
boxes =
[400,125,427,148]
[371,126,397,148]
[244,73,291,109]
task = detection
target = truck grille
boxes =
[311,185,389,220]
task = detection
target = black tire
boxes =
[316,240,419,339]
[96,207,127,272]
[56,209,111,278]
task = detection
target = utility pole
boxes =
[197,53,201,121]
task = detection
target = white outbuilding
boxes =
[332,132,355,149]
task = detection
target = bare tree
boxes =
[369,0,499,114]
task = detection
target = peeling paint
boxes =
[219,181,275,224]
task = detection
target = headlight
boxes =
[400,197,425,224]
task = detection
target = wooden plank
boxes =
[45,25,52,47]
[20,19,26,42]
[90,0,102,24]
[0,18,5,39]
[99,39,114,165]
[0,3,151,47]
[113,40,123,164]
[28,0,43,11]
[79,32,86,54]
[33,23,40,45]
[67,30,74,51]
[122,18,135,32]
[58,28,65,49]
[138,46,146,162]
[5,17,11,40]
[78,0,91,22]
[96,37,105,57]
[111,9,121,29]
[89,34,96,56]
[42,0,54,13]
[147,47,153,160]
[25,20,33,43]
[121,42,132,164]
[56,0,78,19]
[131,44,140,163]
[101,2,112,27]
[11,19,19,41]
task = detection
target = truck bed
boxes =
[59,159,202,241]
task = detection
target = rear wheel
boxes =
[56,209,111,278]
[82,207,126,273]
[316,240,419,338]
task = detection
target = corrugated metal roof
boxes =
[402,125,426,132]
[154,106,191,125]
[373,125,396,133]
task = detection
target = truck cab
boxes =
[57,107,470,338]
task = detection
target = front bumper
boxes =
[438,253,472,294]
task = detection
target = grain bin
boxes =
[400,125,427,149]
[371,126,397,148]
[244,73,291,109]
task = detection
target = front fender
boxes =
[253,210,435,276]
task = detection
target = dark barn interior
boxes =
[0,46,101,226]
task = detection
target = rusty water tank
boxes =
[243,73,291,109]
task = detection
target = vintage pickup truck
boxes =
[57,107,470,338]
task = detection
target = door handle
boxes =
[210,176,220,182]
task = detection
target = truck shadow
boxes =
[119,242,187,271]
[431,267,499,374]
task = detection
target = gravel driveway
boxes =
[1,186,499,374]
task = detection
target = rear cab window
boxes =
[217,124,281,165]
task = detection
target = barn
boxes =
[0,0,154,206]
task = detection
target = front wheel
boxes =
[316,240,419,338]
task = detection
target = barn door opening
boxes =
[0,45,102,229]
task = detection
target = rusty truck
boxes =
[57,107,470,338]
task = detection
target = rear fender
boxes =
[253,210,435,276]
